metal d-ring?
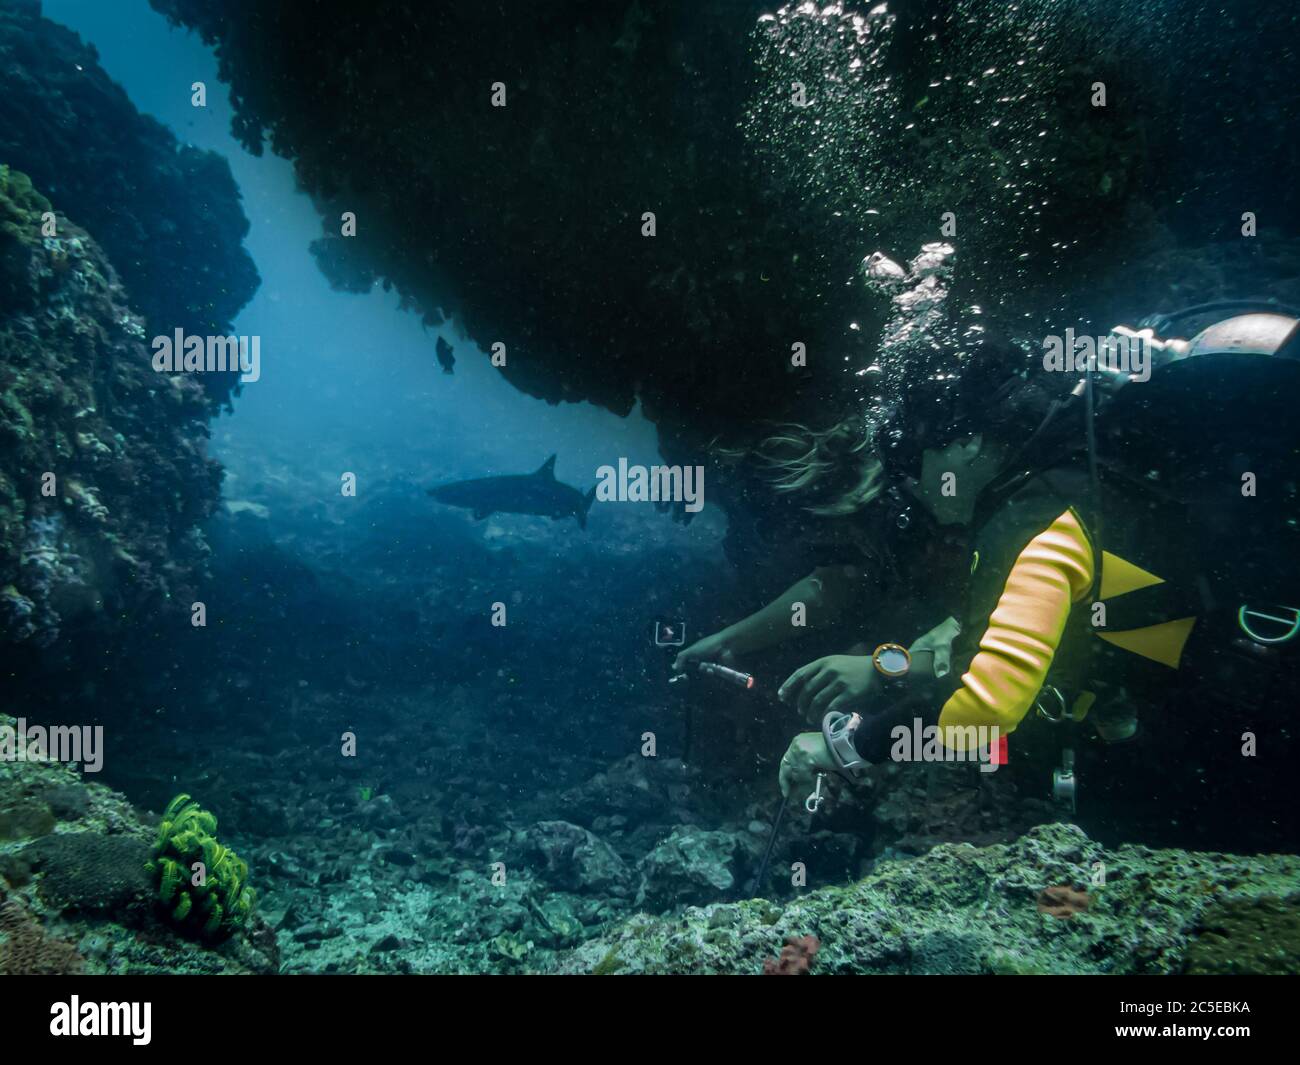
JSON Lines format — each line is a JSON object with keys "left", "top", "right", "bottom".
{"left": 1238, "top": 605, "right": 1300, "bottom": 645}
{"left": 1034, "top": 684, "right": 1068, "bottom": 724}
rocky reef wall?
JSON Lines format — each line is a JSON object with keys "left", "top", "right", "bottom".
{"left": 152, "top": 0, "right": 815, "bottom": 452}
{"left": 0, "top": 1, "right": 261, "bottom": 658}
{"left": 0, "top": 167, "right": 221, "bottom": 651}
{"left": 0, "top": 0, "right": 259, "bottom": 410}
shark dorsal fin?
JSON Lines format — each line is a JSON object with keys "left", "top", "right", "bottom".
{"left": 535, "top": 454, "right": 557, "bottom": 479}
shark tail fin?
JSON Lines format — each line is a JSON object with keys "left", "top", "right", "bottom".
{"left": 576, "top": 485, "right": 598, "bottom": 529}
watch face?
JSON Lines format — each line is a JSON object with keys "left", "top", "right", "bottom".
{"left": 873, "top": 643, "right": 911, "bottom": 677}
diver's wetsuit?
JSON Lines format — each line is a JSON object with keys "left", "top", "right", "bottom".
{"left": 809, "top": 483, "right": 968, "bottom": 645}
{"left": 849, "top": 462, "right": 1097, "bottom": 759}
{"left": 851, "top": 457, "right": 1299, "bottom": 774}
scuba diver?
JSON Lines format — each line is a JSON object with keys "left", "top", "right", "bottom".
{"left": 672, "top": 239, "right": 975, "bottom": 716}
{"left": 672, "top": 417, "right": 970, "bottom": 716}
{"left": 774, "top": 306, "right": 1300, "bottom": 845}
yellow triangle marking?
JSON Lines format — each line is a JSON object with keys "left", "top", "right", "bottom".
{"left": 1097, "top": 617, "right": 1197, "bottom": 669}
{"left": 1100, "top": 551, "right": 1164, "bottom": 600}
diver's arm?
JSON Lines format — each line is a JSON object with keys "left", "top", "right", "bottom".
{"left": 777, "top": 615, "right": 958, "bottom": 722}
{"left": 731, "top": 565, "right": 860, "bottom": 649}
{"left": 674, "top": 566, "right": 860, "bottom": 669}
{"left": 852, "top": 508, "right": 1094, "bottom": 761}
{"left": 936, "top": 508, "right": 1093, "bottom": 746}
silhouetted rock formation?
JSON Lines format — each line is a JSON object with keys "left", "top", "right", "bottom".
{"left": 148, "top": 0, "right": 1299, "bottom": 464}
{"left": 0, "top": 0, "right": 259, "bottom": 409}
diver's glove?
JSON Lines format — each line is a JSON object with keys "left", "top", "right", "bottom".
{"left": 779, "top": 691, "right": 946, "bottom": 795}
{"left": 778, "top": 654, "right": 878, "bottom": 722}
{"left": 778, "top": 710, "right": 874, "bottom": 797}
{"left": 778, "top": 732, "right": 839, "bottom": 798}
{"left": 777, "top": 619, "right": 961, "bottom": 723}
{"left": 907, "top": 616, "right": 961, "bottom": 679}
{"left": 847, "top": 619, "right": 962, "bottom": 758}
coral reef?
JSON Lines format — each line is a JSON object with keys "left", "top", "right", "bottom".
{"left": 0, "top": 800, "right": 55, "bottom": 841}
{"left": 25, "top": 832, "right": 151, "bottom": 914}
{"left": 0, "top": 894, "right": 83, "bottom": 975}
{"left": 546, "top": 823, "right": 1300, "bottom": 975}
{"left": 636, "top": 826, "right": 749, "bottom": 909}
{"left": 865, "top": 759, "right": 1057, "bottom": 858}
{"left": 1037, "top": 885, "right": 1092, "bottom": 919}
{"left": 147, "top": 794, "right": 255, "bottom": 939}
{"left": 9, "top": 641, "right": 1300, "bottom": 979}
{"left": 508, "top": 821, "right": 633, "bottom": 896}
{"left": 59, "top": 658, "right": 1296, "bottom": 977}
{"left": 0, "top": 0, "right": 258, "bottom": 408}
{"left": 762, "top": 933, "right": 819, "bottom": 975}
{"left": 0, "top": 715, "right": 277, "bottom": 974}
{"left": 0, "top": 168, "right": 222, "bottom": 650}
{"left": 1184, "top": 896, "right": 1300, "bottom": 976}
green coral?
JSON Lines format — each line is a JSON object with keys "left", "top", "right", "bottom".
{"left": 145, "top": 794, "right": 255, "bottom": 940}
{"left": 158, "top": 857, "right": 183, "bottom": 905}
{"left": 172, "top": 894, "right": 192, "bottom": 922}
{"left": 0, "top": 165, "right": 52, "bottom": 309}
{"left": 0, "top": 164, "right": 51, "bottom": 245}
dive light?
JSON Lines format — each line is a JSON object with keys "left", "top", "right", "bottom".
{"left": 669, "top": 660, "right": 756, "bottom": 690}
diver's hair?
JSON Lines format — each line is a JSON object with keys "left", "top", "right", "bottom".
{"left": 716, "top": 419, "right": 884, "bottom": 515}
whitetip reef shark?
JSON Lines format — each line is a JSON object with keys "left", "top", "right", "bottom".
{"left": 427, "top": 454, "right": 598, "bottom": 529}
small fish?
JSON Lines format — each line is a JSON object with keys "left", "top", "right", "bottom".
{"left": 435, "top": 336, "right": 456, "bottom": 375}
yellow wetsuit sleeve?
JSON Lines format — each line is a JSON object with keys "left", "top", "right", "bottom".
{"left": 938, "top": 508, "right": 1095, "bottom": 749}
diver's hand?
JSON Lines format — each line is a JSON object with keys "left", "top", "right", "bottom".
{"left": 778, "top": 654, "right": 876, "bottom": 723}
{"left": 672, "top": 631, "right": 736, "bottom": 673}
{"left": 779, "top": 732, "right": 837, "bottom": 798}
{"left": 908, "top": 616, "right": 961, "bottom": 679}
